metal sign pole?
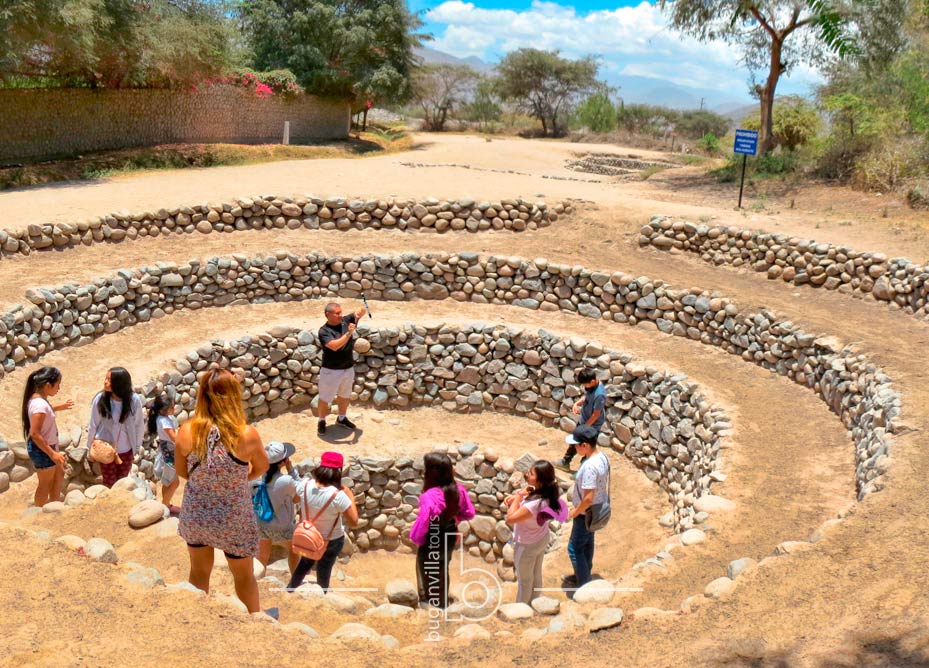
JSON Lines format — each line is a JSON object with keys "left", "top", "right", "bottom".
{"left": 738, "top": 154, "right": 747, "bottom": 209}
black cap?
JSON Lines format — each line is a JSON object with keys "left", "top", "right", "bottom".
{"left": 565, "top": 424, "right": 599, "bottom": 446}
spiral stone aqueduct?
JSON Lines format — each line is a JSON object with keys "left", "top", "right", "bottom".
{"left": 0, "top": 136, "right": 926, "bottom": 667}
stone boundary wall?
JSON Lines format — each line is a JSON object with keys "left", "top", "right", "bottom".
{"left": 639, "top": 217, "right": 929, "bottom": 317}
{"left": 0, "top": 87, "right": 350, "bottom": 162}
{"left": 0, "top": 251, "right": 898, "bottom": 510}
{"left": 0, "top": 196, "right": 573, "bottom": 258}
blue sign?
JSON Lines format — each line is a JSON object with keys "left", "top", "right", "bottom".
{"left": 733, "top": 129, "right": 759, "bottom": 156}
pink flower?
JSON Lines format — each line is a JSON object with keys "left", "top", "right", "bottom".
{"left": 254, "top": 82, "right": 274, "bottom": 98}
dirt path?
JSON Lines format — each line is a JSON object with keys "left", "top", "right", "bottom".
{"left": 1, "top": 134, "right": 929, "bottom": 668}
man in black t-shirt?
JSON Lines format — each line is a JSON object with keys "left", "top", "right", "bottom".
{"left": 317, "top": 301, "right": 366, "bottom": 435}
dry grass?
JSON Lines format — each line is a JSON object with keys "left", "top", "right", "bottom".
{"left": 0, "top": 129, "right": 412, "bottom": 190}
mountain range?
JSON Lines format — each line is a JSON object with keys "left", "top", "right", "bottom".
{"left": 414, "top": 46, "right": 757, "bottom": 117}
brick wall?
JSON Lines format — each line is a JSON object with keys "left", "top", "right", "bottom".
{"left": 0, "top": 86, "right": 351, "bottom": 162}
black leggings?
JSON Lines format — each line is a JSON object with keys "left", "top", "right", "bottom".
{"left": 416, "top": 519, "right": 458, "bottom": 608}
{"left": 288, "top": 536, "right": 345, "bottom": 591}
{"left": 185, "top": 542, "right": 247, "bottom": 560}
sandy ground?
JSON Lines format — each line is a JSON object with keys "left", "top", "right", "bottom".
{"left": 0, "top": 134, "right": 928, "bottom": 668}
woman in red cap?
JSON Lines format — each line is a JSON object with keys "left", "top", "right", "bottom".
{"left": 287, "top": 450, "right": 359, "bottom": 592}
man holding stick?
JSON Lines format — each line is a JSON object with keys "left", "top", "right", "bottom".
{"left": 317, "top": 301, "right": 366, "bottom": 435}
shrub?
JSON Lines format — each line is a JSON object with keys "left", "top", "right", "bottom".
{"left": 741, "top": 96, "right": 821, "bottom": 151}
{"left": 697, "top": 133, "right": 720, "bottom": 154}
{"left": 573, "top": 90, "right": 617, "bottom": 133}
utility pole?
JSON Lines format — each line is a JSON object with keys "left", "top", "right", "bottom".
{"left": 699, "top": 97, "right": 705, "bottom": 111}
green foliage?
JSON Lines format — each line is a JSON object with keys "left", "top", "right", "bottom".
{"left": 675, "top": 109, "right": 730, "bottom": 139}
{"left": 572, "top": 88, "right": 617, "bottom": 133}
{"left": 697, "top": 133, "right": 720, "bottom": 154}
{"left": 494, "top": 48, "right": 599, "bottom": 137}
{"left": 741, "top": 96, "right": 821, "bottom": 151}
{"left": 230, "top": 68, "right": 303, "bottom": 95}
{"left": 0, "top": 0, "right": 234, "bottom": 88}
{"left": 615, "top": 103, "right": 679, "bottom": 136}
{"left": 463, "top": 78, "right": 502, "bottom": 129}
{"left": 238, "top": 0, "right": 423, "bottom": 104}
{"left": 411, "top": 63, "right": 479, "bottom": 131}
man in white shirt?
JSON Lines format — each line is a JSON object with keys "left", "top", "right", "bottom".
{"left": 565, "top": 424, "right": 610, "bottom": 588}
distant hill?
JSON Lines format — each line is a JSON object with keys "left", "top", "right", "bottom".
{"left": 414, "top": 46, "right": 758, "bottom": 112}
{"left": 413, "top": 47, "right": 495, "bottom": 73}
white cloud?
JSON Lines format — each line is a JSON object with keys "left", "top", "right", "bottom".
{"left": 426, "top": 0, "right": 822, "bottom": 96}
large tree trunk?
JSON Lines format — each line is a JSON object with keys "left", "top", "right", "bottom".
{"left": 757, "top": 35, "right": 785, "bottom": 155}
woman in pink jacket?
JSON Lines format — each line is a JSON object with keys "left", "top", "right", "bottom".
{"left": 410, "top": 452, "right": 475, "bottom": 608}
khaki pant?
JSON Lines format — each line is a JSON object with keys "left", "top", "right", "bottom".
{"left": 514, "top": 537, "right": 549, "bottom": 604}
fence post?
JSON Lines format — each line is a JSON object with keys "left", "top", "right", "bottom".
{"left": 283, "top": 121, "right": 290, "bottom": 145}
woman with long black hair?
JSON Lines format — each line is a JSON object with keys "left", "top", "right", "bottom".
{"left": 410, "top": 452, "right": 475, "bottom": 608}
{"left": 87, "top": 367, "right": 144, "bottom": 487}
{"left": 22, "top": 366, "right": 74, "bottom": 507}
{"left": 505, "top": 459, "right": 568, "bottom": 604}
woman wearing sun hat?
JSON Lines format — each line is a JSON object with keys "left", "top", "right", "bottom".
{"left": 252, "top": 440, "right": 302, "bottom": 575}
{"left": 287, "top": 450, "right": 359, "bottom": 592}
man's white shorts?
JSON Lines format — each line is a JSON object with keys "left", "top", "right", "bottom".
{"left": 318, "top": 367, "right": 355, "bottom": 403}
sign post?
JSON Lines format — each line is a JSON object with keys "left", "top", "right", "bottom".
{"left": 733, "top": 129, "right": 759, "bottom": 209}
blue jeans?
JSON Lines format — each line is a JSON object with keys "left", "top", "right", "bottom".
{"left": 568, "top": 516, "right": 595, "bottom": 586}
{"left": 287, "top": 535, "right": 345, "bottom": 591}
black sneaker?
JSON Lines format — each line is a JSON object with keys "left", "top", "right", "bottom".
{"left": 317, "top": 420, "right": 326, "bottom": 435}
{"left": 337, "top": 416, "right": 357, "bottom": 430}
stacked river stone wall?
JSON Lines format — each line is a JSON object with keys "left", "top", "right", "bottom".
{"left": 0, "top": 250, "right": 898, "bottom": 510}
{"left": 640, "top": 216, "right": 929, "bottom": 317}
{"left": 0, "top": 195, "right": 572, "bottom": 259}
{"left": 131, "top": 324, "right": 725, "bottom": 531}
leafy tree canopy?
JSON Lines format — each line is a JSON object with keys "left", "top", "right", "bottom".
{"left": 238, "top": 0, "right": 423, "bottom": 103}
{"left": 495, "top": 48, "right": 599, "bottom": 137}
{"left": 0, "top": 0, "right": 234, "bottom": 88}
{"left": 411, "top": 63, "right": 479, "bottom": 131}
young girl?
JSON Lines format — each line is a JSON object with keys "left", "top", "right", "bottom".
{"left": 22, "top": 366, "right": 74, "bottom": 507}
{"left": 505, "top": 460, "right": 568, "bottom": 604}
{"left": 87, "top": 367, "right": 145, "bottom": 488}
{"left": 410, "top": 452, "right": 475, "bottom": 608}
{"left": 148, "top": 394, "right": 180, "bottom": 515}
{"left": 254, "top": 441, "right": 302, "bottom": 575}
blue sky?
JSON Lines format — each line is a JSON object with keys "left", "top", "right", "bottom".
{"left": 411, "top": 0, "right": 821, "bottom": 103}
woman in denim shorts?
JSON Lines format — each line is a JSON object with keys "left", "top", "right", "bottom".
{"left": 21, "top": 366, "right": 74, "bottom": 507}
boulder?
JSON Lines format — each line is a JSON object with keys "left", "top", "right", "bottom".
{"left": 680, "top": 529, "right": 707, "bottom": 546}
{"left": 42, "top": 501, "right": 65, "bottom": 513}
{"left": 330, "top": 623, "right": 382, "bottom": 642}
{"left": 727, "top": 557, "right": 757, "bottom": 580}
{"left": 588, "top": 607, "right": 624, "bottom": 632}
{"left": 64, "top": 490, "right": 85, "bottom": 507}
{"left": 55, "top": 535, "right": 86, "bottom": 552}
{"left": 128, "top": 500, "right": 166, "bottom": 529}
{"left": 530, "top": 596, "right": 561, "bottom": 615}
{"left": 85, "top": 537, "right": 118, "bottom": 564}
{"left": 124, "top": 567, "right": 165, "bottom": 589}
{"left": 704, "top": 577, "right": 735, "bottom": 599}
{"left": 84, "top": 484, "right": 109, "bottom": 499}
{"left": 573, "top": 580, "right": 615, "bottom": 605}
{"left": 386, "top": 578, "right": 419, "bottom": 608}
{"left": 453, "top": 624, "right": 492, "bottom": 640}
{"left": 283, "top": 622, "right": 320, "bottom": 638}
{"left": 497, "top": 602, "right": 534, "bottom": 622}
{"left": 365, "top": 603, "right": 415, "bottom": 619}
{"left": 693, "top": 495, "right": 736, "bottom": 513}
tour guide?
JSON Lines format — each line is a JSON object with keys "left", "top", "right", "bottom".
{"left": 317, "top": 301, "right": 366, "bottom": 435}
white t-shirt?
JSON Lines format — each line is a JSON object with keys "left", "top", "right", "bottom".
{"left": 156, "top": 415, "right": 178, "bottom": 443}
{"left": 298, "top": 482, "right": 352, "bottom": 540}
{"left": 572, "top": 451, "right": 610, "bottom": 507}
{"left": 27, "top": 397, "right": 58, "bottom": 448}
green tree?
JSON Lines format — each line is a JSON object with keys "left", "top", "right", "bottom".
{"left": 238, "top": 0, "right": 423, "bottom": 104}
{"left": 494, "top": 48, "right": 599, "bottom": 137}
{"left": 675, "top": 109, "right": 730, "bottom": 139}
{"left": 616, "top": 103, "right": 679, "bottom": 136}
{"left": 0, "top": 0, "right": 233, "bottom": 88}
{"left": 411, "top": 63, "right": 479, "bottom": 131}
{"left": 574, "top": 87, "right": 618, "bottom": 133}
{"left": 463, "top": 77, "right": 502, "bottom": 129}
{"left": 741, "top": 95, "right": 821, "bottom": 150}
{"left": 658, "top": 0, "right": 910, "bottom": 154}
